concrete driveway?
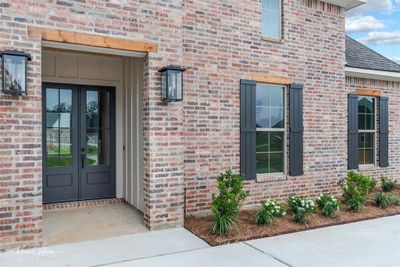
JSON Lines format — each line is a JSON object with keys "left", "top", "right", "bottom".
{"left": 1, "top": 215, "right": 399, "bottom": 267}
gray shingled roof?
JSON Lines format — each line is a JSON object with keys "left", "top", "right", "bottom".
{"left": 346, "top": 35, "right": 400, "bottom": 73}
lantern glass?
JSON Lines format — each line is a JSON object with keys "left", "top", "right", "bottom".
{"left": 3, "top": 54, "right": 26, "bottom": 94}
{"left": 167, "top": 70, "right": 183, "bottom": 101}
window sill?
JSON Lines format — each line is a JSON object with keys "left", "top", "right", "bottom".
{"left": 358, "top": 164, "right": 377, "bottom": 171}
{"left": 261, "top": 36, "right": 283, "bottom": 44}
{"left": 256, "top": 173, "right": 287, "bottom": 183}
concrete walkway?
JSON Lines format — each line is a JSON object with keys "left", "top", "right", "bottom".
{"left": 1, "top": 215, "right": 399, "bottom": 267}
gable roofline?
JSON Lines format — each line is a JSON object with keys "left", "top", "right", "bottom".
{"left": 346, "top": 36, "right": 400, "bottom": 73}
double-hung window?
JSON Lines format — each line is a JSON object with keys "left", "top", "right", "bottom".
{"left": 348, "top": 93, "right": 388, "bottom": 169}
{"left": 241, "top": 80, "right": 303, "bottom": 180}
{"left": 358, "top": 96, "right": 376, "bottom": 165}
{"left": 255, "top": 84, "right": 285, "bottom": 174}
{"left": 261, "top": 0, "right": 282, "bottom": 39}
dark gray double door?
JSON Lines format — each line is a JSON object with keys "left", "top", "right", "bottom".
{"left": 43, "top": 83, "right": 116, "bottom": 203}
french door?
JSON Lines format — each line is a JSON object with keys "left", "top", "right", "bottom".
{"left": 42, "top": 83, "right": 116, "bottom": 203}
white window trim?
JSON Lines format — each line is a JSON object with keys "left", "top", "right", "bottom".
{"left": 255, "top": 83, "right": 287, "bottom": 177}
{"left": 358, "top": 97, "right": 377, "bottom": 166}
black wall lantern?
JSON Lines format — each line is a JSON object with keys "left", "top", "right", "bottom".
{"left": 158, "top": 66, "right": 186, "bottom": 102}
{"left": 1, "top": 50, "right": 31, "bottom": 95}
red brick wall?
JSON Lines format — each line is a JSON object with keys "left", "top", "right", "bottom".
{"left": 1, "top": 0, "right": 398, "bottom": 250}
{"left": 345, "top": 77, "right": 400, "bottom": 179}
{"left": 182, "top": 0, "right": 348, "bottom": 213}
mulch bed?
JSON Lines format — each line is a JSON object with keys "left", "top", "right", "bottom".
{"left": 184, "top": 188, "right": 400, "bottom": 246}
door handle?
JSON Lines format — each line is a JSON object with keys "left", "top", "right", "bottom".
{"left": 81, "top": 153, "right": 86, "bottom": 168}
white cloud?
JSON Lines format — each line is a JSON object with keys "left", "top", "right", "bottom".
{"left": 346, "top": 16, "right": 385, "bottom": 33}
{"left": 358, "top": 31, "right": 400, "bottom": 45}
{"left": 347, "top": 0, "right": 393, "bottom": 16}
{"left": 391, "top": 56, "right": 400, "bottom": 63}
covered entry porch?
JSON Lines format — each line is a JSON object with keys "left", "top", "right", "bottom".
{"left": 40, "top": 40, "right": 147, "bottom": 244}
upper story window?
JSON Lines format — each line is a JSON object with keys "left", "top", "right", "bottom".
{"left": 358, "top": 96, "right": 376, "bottom": 165}
{"left": 255, "top": 84, "right": 285, "bottom": 174}
{"left": 261, "top": 0, "right": 282, "bottom": 39}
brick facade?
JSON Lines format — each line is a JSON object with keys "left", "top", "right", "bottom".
{"left": 0, "top": 0, "right": 398, "bottom": 250}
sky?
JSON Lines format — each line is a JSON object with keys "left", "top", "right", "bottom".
{"left": 346, "top": 0, "right": 400, "bottom": 64}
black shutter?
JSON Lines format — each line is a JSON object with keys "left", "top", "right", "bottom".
{"left": 289, "top": 83, "right": 303, "bottom": 176}
{"left": 348, "top": 93, "right": 359, "bottom": 170}
{"left": 379, "top": 97, "right": 389, "bottom": 167}
{"left": 240, "top": 80, "right": 256, "bottom": 180}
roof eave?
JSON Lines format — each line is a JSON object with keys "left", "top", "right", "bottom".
{"left": 345, "top": 67, "right": 400, "bottom": 82}
{"left": 322, "top": 0, "right": 366, "bottom": 10}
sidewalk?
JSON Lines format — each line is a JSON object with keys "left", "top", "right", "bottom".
{"left": 1, "top": 215, "right": 399, "bottom": 267}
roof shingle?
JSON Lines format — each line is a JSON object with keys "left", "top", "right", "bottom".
{"left": 345, "top": 36, "right": 400, "bottom": 73}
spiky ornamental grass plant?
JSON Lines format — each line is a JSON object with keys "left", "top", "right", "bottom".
{"left": 381, "top": 176, "right": 397, "bottom": 192}
{"left": 211, "top": 170, "right": 249, "bottom": 235}
{"left": 338, "top": 171, "right": 376, "bottom": 212}
{"left": 375, "top": 192, "right": 400, "bottom": 208}
{"left": 255, "top": 199, "right": 286, "bottom": 225}
{"left": 316, "top": 194, "right": 340, "bottom": 217}
{"left": 288, "top": 196, "right": 316, "bottom": 224}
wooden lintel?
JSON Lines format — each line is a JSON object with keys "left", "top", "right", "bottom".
{"left": 356, "top": 89, "right": 382, "bottom": 97}
{"left": 251, "top": 73, "right": 293, "bottom": 85}
{"left": 28, "top": 26, "right": 158, "bottom": 53}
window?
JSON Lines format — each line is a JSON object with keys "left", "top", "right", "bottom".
{"left": 255, "top": 84, "right": 285, "bottom": 174}
{"left": 358, "top": 96, "right": 376, "bottom": 165}
{"left": 261, "top": 0, "right": 282, "bottom": 39}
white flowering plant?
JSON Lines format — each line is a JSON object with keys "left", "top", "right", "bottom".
{"left": 316, "top": 194, "right": 340, "bottom": 217}
{"left": 288, "top": 195, "right": 316, "bottom": 224}
{"left": 255, "top": 199, "right": 286, "bottom": 225}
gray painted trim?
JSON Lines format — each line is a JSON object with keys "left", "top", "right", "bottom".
{"left": 240, "top": 79, "right": 256, "bottom": 180}
{"left": 379, "top": 97, "right": 389, "bottom": 167}
{"left": 289, "top": 83, "right": 303, "bottom": 176}
{"left": 348, "top": 93, "right": 359, "bottom": 170}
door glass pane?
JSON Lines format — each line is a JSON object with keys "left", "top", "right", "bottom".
{"left": 86, "top": 90, "right": 110, "bottom": 166}
{"left": 46, "top": 128, "right": 59, "bottom": 167}
{"left": 46, "top": 88, "right": 73, "bottom": 168}
{"left": 46, "top": 89, "right": 59, "bottom": 112}
{"left": 87, "top": 91, "right": 100, "bottom": 128}
{"left": 59, "top": 89, "right": 72, "bottom": 128}
{"left": 86, "top": 129, "right": 110, "bottom": 166}
{"left": 59, "top": 128, "right": 72, "bottom": 166}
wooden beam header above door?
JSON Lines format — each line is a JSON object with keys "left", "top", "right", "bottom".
{"left": 28, "top": 26, "right": 158, "bottom": 53}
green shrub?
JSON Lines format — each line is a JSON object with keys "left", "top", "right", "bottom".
{"left": 347, "top": 193, "right": 365, "bottom": 212}
{"left": 211, "top": 170, "right": 249, "bottom": 235}
{"left": 375, "top": 192, "right": 400, "bottom": 208}
{"left": 381, "top": 176, "right": 397, "bottom": 192}
{"left": 255, "top": 199, "right": 286, "bottom": 225}
{"left": 316, "top": 194, "right": 340, "bottom": 217}
{"left": 338, "top": 171, "right": 376, "bottom": 212}
{"left": 288, "top": 196, "right": 316, "bottom": 224}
